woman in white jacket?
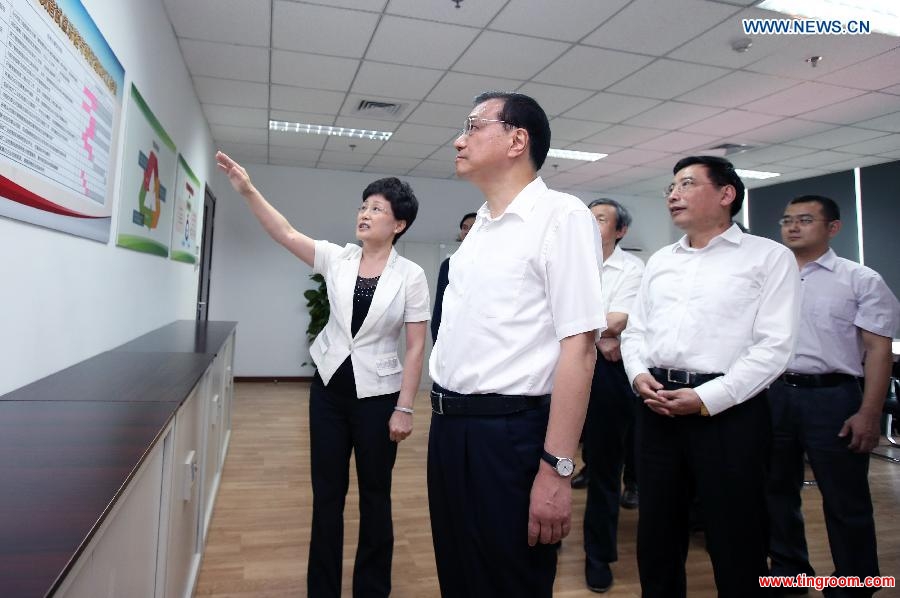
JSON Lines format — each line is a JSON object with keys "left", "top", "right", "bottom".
{"left": 217, "top": 152, "right": 429, "bottom": 598}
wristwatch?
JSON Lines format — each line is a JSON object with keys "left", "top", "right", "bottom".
{"left": 541, "top": 450, "right": 575, "bottom": 477}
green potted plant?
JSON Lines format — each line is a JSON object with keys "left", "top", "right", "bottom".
{"left": 302, "top": 273, "right": 329, "bottom": 367}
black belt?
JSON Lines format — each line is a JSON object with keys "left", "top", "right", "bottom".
{"left": 649, "top": 367, "right": 722, "bottom": 387}
{"left": 430, "top": 389, "right": 551, "bottom": 416}
{"left": 778, "top": 372, "right": 858, "bottom": 388}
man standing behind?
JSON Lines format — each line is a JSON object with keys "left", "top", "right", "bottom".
{"left": 621, "top": 156, "right": 800, "bottom": 597}
{"left": 768, "top": 195, "right": 899, "bottom": 597}
{"left": 428, "top": 92, "right": 604, "bottom": 597}
{"left": 581, "top": 198, "right": 644, "bottom": 593}
{"left": 431, "top": 211, "right": 476, "bottom": 342}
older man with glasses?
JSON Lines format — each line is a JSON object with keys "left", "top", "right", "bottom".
{"left": 621, "top": 155, "right": 801, "bottom": 597}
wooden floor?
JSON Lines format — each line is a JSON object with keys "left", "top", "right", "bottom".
{"left": 195, "top": 382, "right": 900, "bottom": 597}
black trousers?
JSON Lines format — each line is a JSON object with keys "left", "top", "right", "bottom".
{"left": 637, "top": 387, "right": 772, "bottom": 598}
{"left": 308, "top": 377, "right": 398, "bottom": 598}
{"left": 427, "top": 403, "right": 557, "bottom": 598}
{"left": 583, "top": 355, "right": 638, "bottom": 564}
{"left": 766, "top": 379, "right": 879, "bottom": 598}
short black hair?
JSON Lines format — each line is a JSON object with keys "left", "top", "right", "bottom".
{"left": 673, "top": 156, "right": 745, "bottom": 217}
{"left": 473, "top": 91, "right": 551, "bottom": 171}
{"left": 362, "top": 177, "right": 418, "bottom": 244}
{"left": 459, "top": 212, "right": 477, "bottom": 229}
{"left": 788, "top": 194, "right": 840, "bottom": 222}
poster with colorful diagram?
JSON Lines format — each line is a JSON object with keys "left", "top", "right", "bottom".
{"left": 116, "top": 84, "right": 176, "bottom": 257}
{"left": 0, "top": 0, "right": 125, "bottom": 242}
{"left": 169, "top": 155, "right": 201, "bottom": 264}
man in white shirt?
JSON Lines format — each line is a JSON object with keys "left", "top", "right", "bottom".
{"left": 428, "top": 92, "right": 605, "bottom": 597}
{"left": 621, "top": 155, "right": 800, "bottom": 597}
{"left": 768, "top": 195, "right": 899, "bottom": 598}
{"left": 580, "top": 198, "right": 644, "bottom": 592}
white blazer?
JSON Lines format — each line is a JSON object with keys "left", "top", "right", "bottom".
{"left": 310, "top": 241, "right": 430, "bottom": 398}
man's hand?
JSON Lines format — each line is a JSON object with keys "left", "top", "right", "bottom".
{"left": 527, "top": 466, "right": 572, "bottom": 546}
{"left": 656, "top": 387, "right": 705, "bottom": 417}
{"left": 597, "top": 337, "right": 622, "bottom": 362}
{"left": 839, "top": 410, "right": 881, "bottom": 453}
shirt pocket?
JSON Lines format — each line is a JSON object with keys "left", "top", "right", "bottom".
{"left": 375, "top": 352, "right": 403, "bottom": 376}
{"left": 473, "top": 256, "right": 528, "bottom": 319}
{"left": 812, "top": 295, "right": 856, "bottom": 333}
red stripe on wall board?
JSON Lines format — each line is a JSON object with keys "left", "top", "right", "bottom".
{"left": 0, "top": 174, "right": 96, "bottom": 218}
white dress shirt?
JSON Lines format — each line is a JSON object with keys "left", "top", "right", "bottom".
{"left": 602, "top": 245, "right": 645, "bottom": 316}
{"left": 788, "top": 248, "right": 900, "bottom": 376}
{"left": 621, "top": 224, "right": 800, "bottom": 415}
{"left": 310, "top": 241, "right": 430, "bottom": 398}
{"left": 429, "top": 177, "right": 605, "bottom": 395}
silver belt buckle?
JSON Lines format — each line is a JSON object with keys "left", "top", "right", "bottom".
{"left": 667, "top": 369, "right": 690, "bottom": 385}
{"left": 432, "top": 391, "right": 444, "bottom": 415}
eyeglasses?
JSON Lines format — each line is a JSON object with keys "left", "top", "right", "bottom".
{"left": 664, "top": 178, "right": 714, "bottom": 198}
{"left": 778, "top": 216, "right": 831, "bottom": 226}
{"left": 461, "top": 116, "right": 511, "bottom": 136}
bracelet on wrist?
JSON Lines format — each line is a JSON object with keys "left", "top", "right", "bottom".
{"left": 393, "top": 405, "right": 414, "bottom": 414}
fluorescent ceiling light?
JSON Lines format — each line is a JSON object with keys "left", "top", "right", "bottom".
{"left": 757, "top": 0, "right": 900, "bottom": 37}
{"left": 269, "top": 120, "right": 392, "bottom": 141}
{"left": 546, "top": 149, "right": 607, "bottom": 162}
{"left": 735, "top": 168, "right": 781, "bottom": 180}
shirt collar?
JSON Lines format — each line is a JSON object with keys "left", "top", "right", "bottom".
{"left": 477, "top": 177, "right": 545, "bottom": 222}
{"left": 603, "top": 244, "right": 627, "bottom": 271}
{"left": 674, "top": 222, "right": 743, "bottom": 253}
{"left": 810, "top": 247, "right": 837, "bottom": 272}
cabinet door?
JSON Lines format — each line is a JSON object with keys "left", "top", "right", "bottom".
{"left": 164, "top": 382, "right": 205, "bottom": 598}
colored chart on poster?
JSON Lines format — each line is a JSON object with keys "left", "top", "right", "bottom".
{"left": 170, "top": 155, "right": 201, "bottom": 264}
{"left": 116, "top": 84, "right": 176, "bottom": 257}
{"left": 0, "top": 0, "right": 124, "bottom": 242}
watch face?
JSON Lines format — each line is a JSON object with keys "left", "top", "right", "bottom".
{"left": 557, "top": 458, "right": 575, "bottom": 477}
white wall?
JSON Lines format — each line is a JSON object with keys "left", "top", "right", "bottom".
{"left": 0, "top": 0, "right": 215, "bottom": 395}
{"left": 209, "top": 164, "right": 677, "bottom": 377}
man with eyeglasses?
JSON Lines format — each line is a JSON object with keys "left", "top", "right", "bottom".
{"left": 767, "top": 195, "right": 899, "bottom": 597}
{"left": 578, "top": 198, "right": 644, "bottom": 593}
{"left": 431, "top": 211, "right": 476, "bottom": 343}
{"left": 620, "top": 155, "right": 800, "bottom": 597}
{"left": 428, "top": 92, "right": 604, "bottom": 597}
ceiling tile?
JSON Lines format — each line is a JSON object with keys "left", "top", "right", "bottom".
{"left": 582, "top": 124, "right": 666, "bottom": 147}
{"left": 490, "top": 0, "right": 631, "bottom": 41}
{"left": 193, "top": 76, "right": 269, "bottom": 108}
{"left": 454, "top": 31, "right": 570, "bottom": 80}
{"left": 819, "top": 48, "right": 900, "bottom": 91}
{"left": 731, "top": 144, "right": 818, "bottom": 166}
{"left": 406, "top": 102, "right": 468, "bottom": 128}
{"left": 268, "top": 131, "right": 328, "bottom": 150}
{"left": 365, "top": 155, "right": 422, "bottom": 172}
{"left": 336, "top": 100, "right": 420, "bottom": 124}
{"left": 179, "top": 39, "right": 269, "bottom": 82}
{"left": 583, "top": 0, "right": 738, "bottom": 55}
{"left": 604, "top": 148, "right": 675, "bottom": 166}
{"left": 562, "top": 92, "right": 661, "bottom": 123}
{"left": 408, "top": 159, "right": 456, "bottom": 178}
{"left": 790, "top": 127, "right": 888, "bottom": 151}
{"left": 608, "top": 59, "right": 731, "bottom": 100}
{"left": 269, "top": 146, "right": 324, "bottom": 163}
{"left": 271, "top": 156, "right": 321, "bottom": 169}
{"left": 682, "top": 110, "right": 782, "bottom": 137}
{"left": 427, "top": 72, "right": 524, "bottom": 107}
{"left": 534, "top": 46, "right": 654, "bottom": 91}
{"left": 515, "top": 83, "right": 595, "bottom": 117}
{"left": 389, "top": 123, "right": 460, "bottom": 145}
{"left": 299, "top": 0, "right": 387, "bottom": 10}
{"left": 798, "top": 92, "right": 900, "bottom": 125}
{"left": 316, "top": 150, "right": 373, "bottom": 166}
{"left": 836, "top": 134, "right": 900, "bottom": 155}
{"left": 270, "top": 109, "right": 341, "bottom": 126}
{"left": 739, "top": 118, "right": 832, "bottom": 145}
{"left": 854, "top": 111, "right": 900, "bottom": 133}
{"left": 749, "top": 36, "right": 900, "bottom": 84}
{"left": 625, "top": 102, "right": 724, "bottom": 130}
{"left": 271, "top": 51, "right": 360, "bottom": 92}
{"left": 676, "top": 71, "right": 799, "bottom": 108}
{"left": 203, "top": 104, "right": 269, "bottom": 128}
{"left": 742, "top": 82, "right": 865, "bottom": 117}
{"left": 546, "top": 118, "right": 611, "bottom": 143}
{"left": 216, "top": 141, "right": 269, "bottom": 163}
{"left": 366, "top": 16, "right": 479, "bottom": 69}
{"left": 378, "top": 140, "right": 438, "bottom": 159}
{"left": 780, "top": 150, "right": 863, "bottom": 169}
{"left": 636, "top": 131, "right": 721, "bottom": 153}
{"left": 210, "top": 124, "right": 268, "bottom": 145}
{"left": 881, "top": 84, "right": 900, "bottom": 96}
{"left": 385, "top": 0, "right": 507, "bottom": 27}
{"left": 351, "top": 62, "right": 444, "bottom": 101}
{"left": 272, "top": 2, "right": 379, "bottom": 58}
{"left": 270, "top": 85, "right": 347, "bottom": 116}
{"left": 164, "top": 0, "right": 271, "bottom": 46}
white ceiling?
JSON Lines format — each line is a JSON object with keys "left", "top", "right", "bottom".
{"left": 163, "top": 0, "right": 900, "bottom": 198}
